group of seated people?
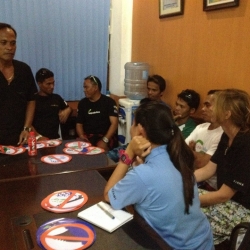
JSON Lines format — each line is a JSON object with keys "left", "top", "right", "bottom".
{"left": 4, "top": 65, "right": 250, "bottom": 248}
{"left": 104, "top": 88, "right": 250, "bottom": 249}
{"left": 1, "top": 22, "right": 249, "bottom": 249}
{"left": 16, "top": 68, "right": 250, "bottom": 248}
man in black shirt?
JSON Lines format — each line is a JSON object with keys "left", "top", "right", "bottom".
{"left": 32, "top": 68, "right": 72, "bottom": 140}
{"left": 0, "top": 23, "right": 37, "bottom": 145}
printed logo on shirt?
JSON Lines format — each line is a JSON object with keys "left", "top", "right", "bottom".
{"left": 88, "top": 109, "right": 100, "bottom": 115}
{"left": 233, "top": 180, "right": 244, "bottom": 186}
{"left": 195, "top": 139, "right": 206, "bottom": 153}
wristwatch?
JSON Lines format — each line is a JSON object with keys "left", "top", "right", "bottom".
{"left": 119, "top": 149, "right": 134, "bottom": 165}
{"left": 36, "top": 135, "right": 42, "bottom": 140}
{"left": 102, "top": 136, "right": 109, "bottom": 143}
{"left": 23, "top": 127, "right": 31, "bottom": 132}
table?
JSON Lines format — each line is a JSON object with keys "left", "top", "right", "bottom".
{"left": 0, "top": 170, "right": 159, "bottom": 250}
{"left": 0, "top": 140, "right": 116, "bottom": 182}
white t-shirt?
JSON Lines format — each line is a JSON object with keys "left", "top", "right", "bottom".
{"left": 185, "top": 123, "right": 223, "bottom": 189}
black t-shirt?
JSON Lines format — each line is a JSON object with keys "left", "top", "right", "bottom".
{"left": 76, "top": 95, "right": 118, "bottom": 135}
{"left": 211, "top": 131, "right": 250, "bottom": 209}
{"left": 0, "top": 60, "right": 37, "bottom": 145}
{"left": 33, "top": 93, "right": 68, "bottom": 139}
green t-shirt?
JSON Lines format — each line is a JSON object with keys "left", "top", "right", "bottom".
{"left": 179, "top": 118, "right": 197, "bottom": 139}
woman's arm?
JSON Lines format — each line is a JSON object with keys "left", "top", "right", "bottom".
{"left": 104, "top": 136, "right": 151, "bottom": 202}
{"left": 194, "top": 160, "right": 217, "bottom": 182}
{"left": 199, "top": 184, "right": 236, "bottom": 207}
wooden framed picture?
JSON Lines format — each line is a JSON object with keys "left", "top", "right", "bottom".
{"left": 159, "top": 0, "right": 184, "bottom": 18}
{"left": 203, "top": 0, "right": 239, "bottom": 11}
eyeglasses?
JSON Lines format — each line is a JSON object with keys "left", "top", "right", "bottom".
{"left": 89, "top": 75, "right": 98, "bottom": 85}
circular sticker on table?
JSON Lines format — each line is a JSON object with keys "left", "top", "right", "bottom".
{"left": 13, "top": 147, "right": 26, "bottom": 155}
{"left": 37, "top": 142, "right": 47, "bottom": 148}
{"left": 0, "top": 146, "right": 17, "bottom": 155}
{"left": 41, "top": 154, "right": 72, "bottom": 164}
{"left": 40, "top": 140, "right": 62, "bottom": 147}
{"left": 63, "top": 146, "right": 104, "bottom": 155}
{"left": 63, "top": 148, "right": 83, "bottom": 155}
{"left": 82, "top": 146, "right": 104, "bottom": 155}
{"left": 41, "top": 190, "right": 88, "bottom": 213}
{"left": 37, "top": 218, "right": 96, "bottom": 250}
{"left": 65, "top": 141, "right": 91, "bottom": 149}
{"left": 23, "top": 142, "right": 46, "bottom": 149}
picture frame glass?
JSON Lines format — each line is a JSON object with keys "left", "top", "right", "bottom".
{"left": 204, "top": 0, "right": 239, "bottom": 11}
{"left": 159, "top": 0, "right": 183, "bottom": 18}
{"left": 207, "top": 0, "right": 235, "bottom": 7}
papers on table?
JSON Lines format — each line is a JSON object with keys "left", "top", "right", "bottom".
{"left": 78, "top": 201, "right": 133, "bottom": 233}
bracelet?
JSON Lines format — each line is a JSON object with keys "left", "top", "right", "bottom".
{"left": 23, "top": 127, "right": 31, "bottom": 132}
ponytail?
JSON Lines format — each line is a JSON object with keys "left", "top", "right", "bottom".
{"left": 167, "top": 125, "right": 195, "bottom": 214}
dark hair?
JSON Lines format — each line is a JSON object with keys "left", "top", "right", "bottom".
{"left": 139, "top": 97, "right": 151, "bottom": 105}
{"left": 207, "top": 89, "right": 221, "bottom": 95}
{"left": 215, "top": 89, "right": 250, "bottom": 132}
{"left": 0, "top": 23, "right": 17, "bottom": 37}
{"left": 85, "top": 75, "right": 102, "bottom": 91}
{"left": 147, "top": 75, "right": 166, "bottom": 93}
{"left": 35, "top": 68, "right": 54, "bottom": 83}
{"left": 177, "top": 89, "right": 200, "bottom": 110}
{"left": 134, "top": 101, "right": 195, "bottom": 213}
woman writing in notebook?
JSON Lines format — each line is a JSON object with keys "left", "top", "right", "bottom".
{"left": 104, "top": 102, "right": 214, "bottom": 249}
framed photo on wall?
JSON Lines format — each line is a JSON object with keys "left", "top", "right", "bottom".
{"left": 203, "top": 0, "right": 240, "bottom": 11}
{"left": 159, "top": 0, "right": 184, "bottom": 18}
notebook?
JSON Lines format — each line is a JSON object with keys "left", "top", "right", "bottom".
{"left": 77, "top": 201, "right": 133, "bottom": 233}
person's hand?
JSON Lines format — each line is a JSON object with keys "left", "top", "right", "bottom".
{"left": 173, "top": 114, "right": 181, "bottom": 121}
{"left": 132, "top": 155, "right": 146, "bottom": 167}
{"left": 78, "top": 134, "right": 90, "bottom": 143}
{"left": 96, "top": 140, "right": 109, "bottom": 152}
{"left": 127, "top": 136, "right": 151, "bottom": 159}
{"left": 18, "top": 130, "right": 29, "bottom": 145}
{"left": 188, "top": 140, "right": 196, "bottom": 151}
{"left": 37, "top": 136, "right": 49, "bottom": 142}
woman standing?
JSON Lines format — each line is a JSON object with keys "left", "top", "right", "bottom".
{"left": 195, "top": 89, "right": 250, "bottom": 245}
{"left": 104, "top": 102, "right": 214, "bottom": 249}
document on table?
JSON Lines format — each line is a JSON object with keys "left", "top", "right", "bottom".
{"left": 77, "top": 201, "right": 133, "bottom": 233}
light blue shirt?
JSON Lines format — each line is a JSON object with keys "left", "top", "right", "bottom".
{"left": 108, "top": 145, "right": 214, "bottom": 250}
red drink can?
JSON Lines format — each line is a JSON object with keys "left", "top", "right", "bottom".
{"left": 28, "top": 132, "right": 37, "bottom": 156}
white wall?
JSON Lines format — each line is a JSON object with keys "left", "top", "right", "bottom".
{"left": 109, "top": 0, "right": 133, "bottom": 96}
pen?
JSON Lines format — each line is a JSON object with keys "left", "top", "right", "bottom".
{"left": 97, "top": 203, "right": 115, "bottom": 219}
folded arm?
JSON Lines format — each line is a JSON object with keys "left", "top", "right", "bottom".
{"left": 104, "top": 136, "right": 151, "bottom": 202}
{"left": 59, "top": 106, "right": 72, "bottom": 123}
{"left": 194, "top": 160, "right": 217, "bottom": 183}
{"left": 199, "top": 184, "right": 236, "bottom": 207}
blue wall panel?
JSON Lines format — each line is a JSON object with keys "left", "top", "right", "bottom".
{"left": 1, "top": 0, "right": 110, "bottom": 100}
